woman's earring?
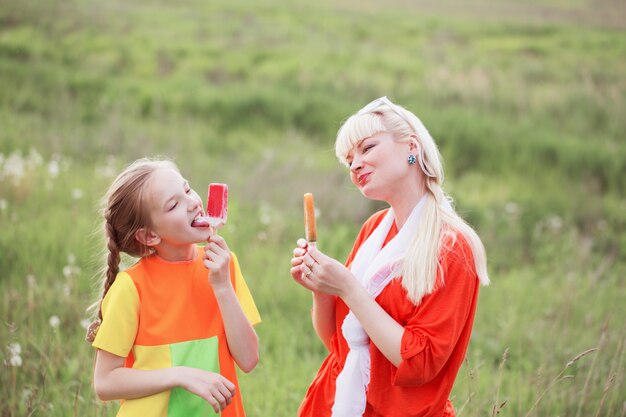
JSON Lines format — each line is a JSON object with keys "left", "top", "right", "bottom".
{"left": 408, "top": 154, "right": 417, "bottom": 165}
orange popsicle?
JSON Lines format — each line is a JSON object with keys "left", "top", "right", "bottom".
{"left": 304, "top": 193, "right": 317, "bottom": 242}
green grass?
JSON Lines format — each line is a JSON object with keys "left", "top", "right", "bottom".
{"left": 1, "top": 0, "right": 624, "bottom": 416}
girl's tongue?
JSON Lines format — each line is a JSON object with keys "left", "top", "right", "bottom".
{"left": 191, "top": 216, "right": 210, "bottom": 228}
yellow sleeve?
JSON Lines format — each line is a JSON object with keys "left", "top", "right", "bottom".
{"left": 92, "top": 272, "right": 140, "bottom": 357}
{"left": 230, "top": 252, "right": 261, "bottom": 326}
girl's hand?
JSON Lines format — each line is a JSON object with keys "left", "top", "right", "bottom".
{"left": 204, "top": 234, "right": 231, "bottom": 290}
{"left": 292, "top": 239, "right": 358, "bottom": 298}
{"left": 176, "top": 367, "right": 236, "bottom": 413}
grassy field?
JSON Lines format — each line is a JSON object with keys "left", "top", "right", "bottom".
{"left": 1, "top": 0, "right": 625, "bottom": 416}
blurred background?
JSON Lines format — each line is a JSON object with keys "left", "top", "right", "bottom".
{"left": 1, "top": 0, "right": 624, "bottom": 415}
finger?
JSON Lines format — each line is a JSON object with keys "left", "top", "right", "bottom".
{"left": 292, "top": 271, "right": 315, "bottom": 292}
{"left": 205, "top": 248, "right": 228, "bottom": 264}
{"left": 291, "top": 256, "right": 304, "bottom": 267}
{"left": 211, "top": 390, "right": 227, "bottom": 409}
{"left": 208, "top": 234, "right": 229, "bottom": 251}
{"left": 206, "top": 241, "right": 230, "bottom": 259}
{"left": 296, "top": 238, "right": 307, "bottom": 248}
{"left": 306, "top": 245, "right": 327, "bottom": 264}
{"left": 293, "top": 247, "right": 306, "bottom": 257}
{"left": 217, "top": 384, "right": 234, "bottom": 400}
{"left": 207, "top": 396, "right": 220, "bottom": 413}
{"left": 290, "top": 266, "right": 303, "bottom": 279}
{"left": 302, "top": 254, "right": 317, "bottom": 269}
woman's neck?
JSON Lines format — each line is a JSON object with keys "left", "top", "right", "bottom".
{"left": 389, "top": 184, "right": 427, "bottom": 229}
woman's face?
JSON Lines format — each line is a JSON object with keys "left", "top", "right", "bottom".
{"left": 346, "top": 132, "right": 415, "bottom": 201}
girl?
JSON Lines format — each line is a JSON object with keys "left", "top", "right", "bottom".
{"left": 88, "top": 157, "right": 260, "bottom": 416}
{"left": 290, "top": 97, "right": 490, "bottom": 417}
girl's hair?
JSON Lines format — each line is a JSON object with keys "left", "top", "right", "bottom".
{"left": 336, "top": 98, "right": 490, "bottom": 305}
{"left": 93, "top": 157, "right": 178, "bottom": 320}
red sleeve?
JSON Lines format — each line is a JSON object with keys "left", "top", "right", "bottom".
{"left": 392, "top": 236, "right": 479, "bottom": 386}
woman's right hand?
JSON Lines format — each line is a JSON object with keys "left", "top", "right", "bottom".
{"left": 290, "top": 238, "right": 313, "bottom": 291}
{"left": 176, "top": 367, "right": 236, "bottom": 413}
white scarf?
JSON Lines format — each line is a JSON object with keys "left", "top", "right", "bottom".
{"left": 331, "top": 196, "right": 428, "bottom": 417}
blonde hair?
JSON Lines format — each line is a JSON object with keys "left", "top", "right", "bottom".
{"left": 336, "top": 98, "right": 489, "bottom": 305}
{"left": 92, "top": 157, "right": 178, "bottom": 320}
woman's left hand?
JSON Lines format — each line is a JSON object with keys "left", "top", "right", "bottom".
{"left": 204, "top": 234, "right": 231, "bottom": 289}
{"left": 297, "top": 243, "right": 358, "bottom": 298}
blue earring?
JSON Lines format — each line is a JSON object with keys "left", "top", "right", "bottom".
{"left": 408, "top": 154, "right": 417, "bottom": 165}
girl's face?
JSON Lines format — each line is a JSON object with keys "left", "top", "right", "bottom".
{"left": 346, "top": 132, "right": 416, "bottom": 202}
{"left": 144, "top": 167, "right": 212, "bottom": 258}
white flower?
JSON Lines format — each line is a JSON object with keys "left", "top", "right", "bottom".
{"left": 547, "top": 215, "right": 563, "bottom": 231}
{"left": 27, "top": 148, "right": 43, "bottom": 167}
{"left": 9, "top": 355, "right": 22, "bottom": 367}
{"left": 259, "top": 204, "right": 272, "bottom": 225}
{"left": 21, "top": 388, "right": 32, "bottom": 403}
{"left": 49, "top": 316, "right": 60, "bottom": 328}
{"left": 6, "top": 343, "right": 23, "bottom": 367}
{"left": 26, "top": 274, "right": 36, "bottom": 288}
{"left": 48, "top": 160, "right": 60, "bottom": 178}
{"left": 63, "top": 266, "right": 73, "bottom": 278}
{"left": 0, "top": 199, "right": 7, "bottom": 211}
{"left": 3, "top": 152, "right": 26, "bottom": 185}
{"left": 504, "top": 202, "right": 519, "bottom": 216}
{"left": 71, "top": 189, "right": 83, "bottom": 200}
{"left": 8, "top": 342, "right": 21, "bottom": 356}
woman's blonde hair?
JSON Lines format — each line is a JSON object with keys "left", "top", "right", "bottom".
{"left": 336, "top": 97, "right": 489, "bottom": 305}
{"left": 91, "top": 157, "right": 178, "bottom": 321}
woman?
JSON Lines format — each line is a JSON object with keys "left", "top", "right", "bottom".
{"left": 290, "top": 97, "right": 490, "bottom": 417}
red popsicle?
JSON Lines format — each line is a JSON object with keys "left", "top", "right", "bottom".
{"left": 207, "top": 183, "right": 228, "bottom": 228}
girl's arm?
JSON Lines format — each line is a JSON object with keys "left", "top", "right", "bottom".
{"left": 94, "top": 349, "right": 235, "bottom": 413}
{"left": 204, "top": 235, "right": 259, "bottom": 373}
{"left": 291, "top": 239, "right": 336, "bottom": 351}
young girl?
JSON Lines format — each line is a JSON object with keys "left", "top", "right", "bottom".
{"left": 87, "top": 157, "right": 260, "bottom": 416}
{"left": 290, "top": 96, "right": 489, "bottom": 417}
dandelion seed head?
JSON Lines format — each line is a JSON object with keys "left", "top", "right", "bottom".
{"left": 63, "top": 266, "right": 73, "bottom": 278}
{"left": 4, "top": 152, "right": 26, "bottom": 185}
{"left": 49, "top": 315, "right": 60, "bottom": 328}
{"left": 26, "top": 274, "right": 37, "bottom": 288}
{"left": 9, "top": 355, "right": 23, "bottom": 367}
{"left": 48, "top": 160, "right": 60, "bottom": 178}
{"left": 8, "top": 342, "right": 21, "bottom": 356}
{"left": 504, "top": 201, "right": 519, "bottom": 215}
{"left": 71, "top": 188, "right": 83, "bottom": 200}
{"left": 21, "top": 388, "right": 33, "bottom": 403}
{"left": 27, "top": 148, "right": 43, "bottom": 167}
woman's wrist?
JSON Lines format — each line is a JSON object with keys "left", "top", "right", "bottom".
{"left": 341, "top": 278, "right": 369, "bottom": 308}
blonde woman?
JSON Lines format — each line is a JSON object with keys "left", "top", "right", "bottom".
{"left": 290, "top": 97, "right": 489, "bottom": 417}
